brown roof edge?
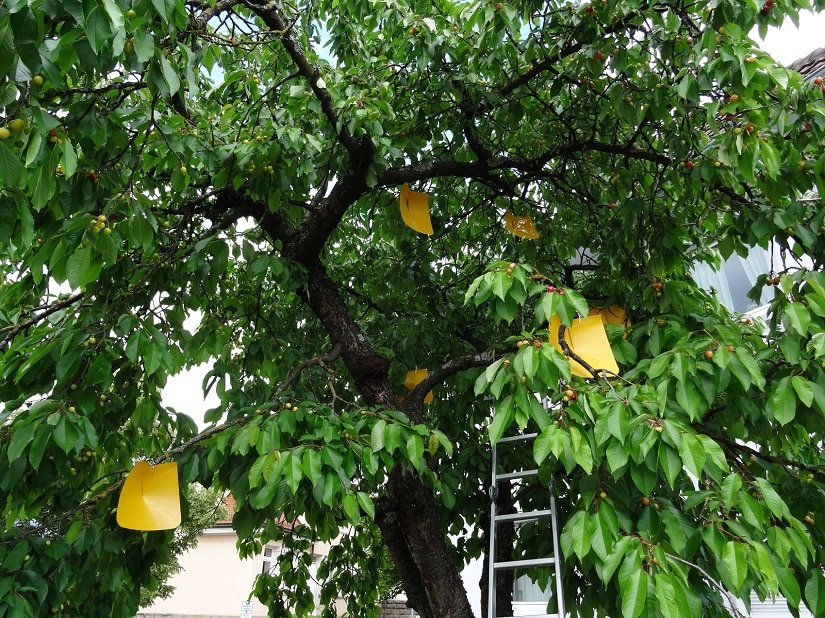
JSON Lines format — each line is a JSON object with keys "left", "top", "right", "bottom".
{"left": 788, "top": 46, "right": 825, "bottom": 77}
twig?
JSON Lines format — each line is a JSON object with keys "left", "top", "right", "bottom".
{"left": 664, "top": 552, "right": 746, "bottom": 618}
{"left": 0, "top": 293, "right": 85, "bottom": 350}
{"left": 557, "top": 322, "right": 618, "bottom": 380}
{"left": 155, "top": 343, "right": 343, "bottom": 462}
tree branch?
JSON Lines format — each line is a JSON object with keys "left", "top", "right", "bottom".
{"left": 241, "top": 0, "right": 364, "bottom": 155}
{"left": 664, "top": 552, "right": 746, "bottom": 618}
{"left": 557, "top": 323, "right": 620, "bottom": 380}
{"left": 0, "top": 293, "right": 85, "bottom": 351}
{"left": 189, "top": 0, "right": 245, "bottom": 30}
{"left": 157, "top": 343, "right": 343, "bottom": 463}
{"left": 404, "top": 351, "right": 499, "bottom": 412}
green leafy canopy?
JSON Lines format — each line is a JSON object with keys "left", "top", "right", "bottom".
{"left": 2, "top": 0, "right": 825, "bottom": 616}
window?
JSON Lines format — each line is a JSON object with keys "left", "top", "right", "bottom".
{"left": 262, "top": 546, "right": 276, "bottom": 574}
{"left": 692, "top": 247, "right": 773, "bottom": 313}
{"left": 513, "top": 573, "right": 552, "bottom": 603}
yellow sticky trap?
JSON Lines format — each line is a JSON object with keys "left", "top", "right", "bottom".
{"left": 589, "top": 305, "right": 630, "bottom": 328}
{"left": 549, "top": 315, "right": 620, "bottom": 378}
{"left": 404, "top": 369, "right": 434, "bottom": 403}
{"left": 117, "top": 461, "right": 181, "bottom": 531}
{"left": 504, "top": 210, "right": 539, "bottom": 239}
{"left": 399, "top": 183, "right": 433, "bottom": 235}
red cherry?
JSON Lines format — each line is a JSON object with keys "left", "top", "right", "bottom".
{"left": 546, "top": 286, "right": 556, "bottom": 293}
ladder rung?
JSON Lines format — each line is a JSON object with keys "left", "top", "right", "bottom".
{"left": 494, "top": 557, "right": 556, "bottom": 569}
{"left": 495, "top": 509, "right": 555, "bottom": 522}
{"left": 496, "top": 614, "right": 560, "bottom": 618}
{"left": 495, "top": 469, "right": 538, "bottom": 481}
{"left": 497, "top": 433, "right": 539, "bottom": 443}
{"left": 496, "top": 614, "right": 559, "bottom": 618}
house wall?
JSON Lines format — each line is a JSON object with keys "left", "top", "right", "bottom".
{"left": 138, "top": 528, "right": 271, "bottom": 618}
{"left": 138, "top": 526, "right": 342, "bottom": 618}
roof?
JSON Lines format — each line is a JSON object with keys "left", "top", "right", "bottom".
{"left": 788, "top": 46, "right": 825, "bottom": 79}
{"left": 212, "top": 493, "right": 296, "bottom": 531}
{"left": 380, "top": 600, "right": 419, "bottom": 618}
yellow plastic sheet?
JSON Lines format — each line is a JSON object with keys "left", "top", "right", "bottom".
{"left": 117, "top": 461, "right": 181, "bottom": 531}
{"left": 549, "top": 314, "right": 620, "bottom": 378}
{"left": 589, "top": 305, "right": 630, "bottom": 327}
{"left": 504, "top": 210, "right": 539, "bottom": 239}
{"left": 399, "top": 183, "right": 433, "bottom": 235}
{"left": 404, "top": 369, "right": 434, "bottom": 403}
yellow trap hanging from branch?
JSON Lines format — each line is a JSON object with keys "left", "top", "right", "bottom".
{"left": 117, "top": 461, "right": 181, "bottom": 531}
{"left": 399, "top": 183, "right": 433, "bottom": 235}
{"left": 404, "top": 369, "right": 434, "bottom": 403}
{"left": 549, "top": 314, "right": 620, "bottom": 378}
{"left": 504, "top": 210, "right": 539, "bottom": 239}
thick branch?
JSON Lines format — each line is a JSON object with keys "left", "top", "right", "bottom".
{"left": 404, "top": 351, "right": 499, "bottom": 412}
{"left": 378, "top": 138, "right": 670, "bottom": 190}
{"left": 189, "top": 0, "right": 245, "bottom": 30}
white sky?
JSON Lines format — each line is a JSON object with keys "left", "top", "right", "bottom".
{"left": 757, "top": 9, "right": 825, "bottom": 63}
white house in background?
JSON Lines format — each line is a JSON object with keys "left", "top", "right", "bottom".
{"left": 137, "top": 495, "right": 344, "bottom": 618}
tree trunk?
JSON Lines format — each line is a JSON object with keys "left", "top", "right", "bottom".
{"left": 302, "top": 262, "right": 475, "bottom": 618}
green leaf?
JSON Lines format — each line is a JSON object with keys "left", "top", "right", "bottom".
{"left": 754, "top": 478, "right": 789, "bottom": 519}
{"left": 489, "top": 396, "right": 514, "bottom": 444}
{"left": 805, "top": 569, "right": 825, "bottom": 617}
{"left": 66, "top": 243, "right": 95, "bottom": 289}
{"left": 655, "top": 573, "right": 692, "bottom": 618}
{"left": 720, "top": 541, "right": 747, "bottom": 593}
{"left": 406, "top": 434, "right": 424, "bottom": 469}
{"left": 356, "top": 492, "right": 375, "bottom": 520}
{"left": 791, "top": 376, "right": 814, "bottom": 407}
{"left": 301, "top": 449, "right": 322, "bottom": 485}
{"left": 342, "top": 492, "right": 359, "bottom": 524}
{"left": 784, "top": 302, "right": 811, "bottom": 336}
{"left": 778, "top": 565, "right": 802, "bottom": 608}
{"left": 560, "top": 510, "right": 593, "bottom": 561}
{"left": 370, "top": 419, "right": 386, "bottom": 452}
{"left": 534, "top": 423, "right": 562, "bottom": 465}
{"left": 768, "top": 379, "right": 797, "bottom": 425}
{"left": 0, "top": 141, "right": 23, "bottom": 188}
{"left": 619, "top": 552, "right": 648, "bottom": 618}
{"left": 675, "top": 379, "right": 702, "bottom": 420}
{"left": 52, "top": 416, "right": 79, "bottom": 454}
{"left": 7, "top": 422, "right": 34, "bottom": 463}
{"left": 678, "top": 433, "right": 706, "bottom": 478}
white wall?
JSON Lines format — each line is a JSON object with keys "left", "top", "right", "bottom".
{"left": 139, "top": 529, "right": 271, "bottom": 618}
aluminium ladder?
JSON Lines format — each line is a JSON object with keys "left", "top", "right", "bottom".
{"left": 487, "top": 433, "right": 565, "bottom": 618}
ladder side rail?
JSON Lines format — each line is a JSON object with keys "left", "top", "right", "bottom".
{"left": 489, "top": 434, "right": 567, "bottom": 618}
{"left": 550, "top": 479, "right": 565, "bottom": 617}
{"left": 487, "top": 441, "right": 498, "bottom": 618}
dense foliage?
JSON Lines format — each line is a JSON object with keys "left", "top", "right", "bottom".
{"left": 2, "top": 0, "right": 825, "bottom": 616}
